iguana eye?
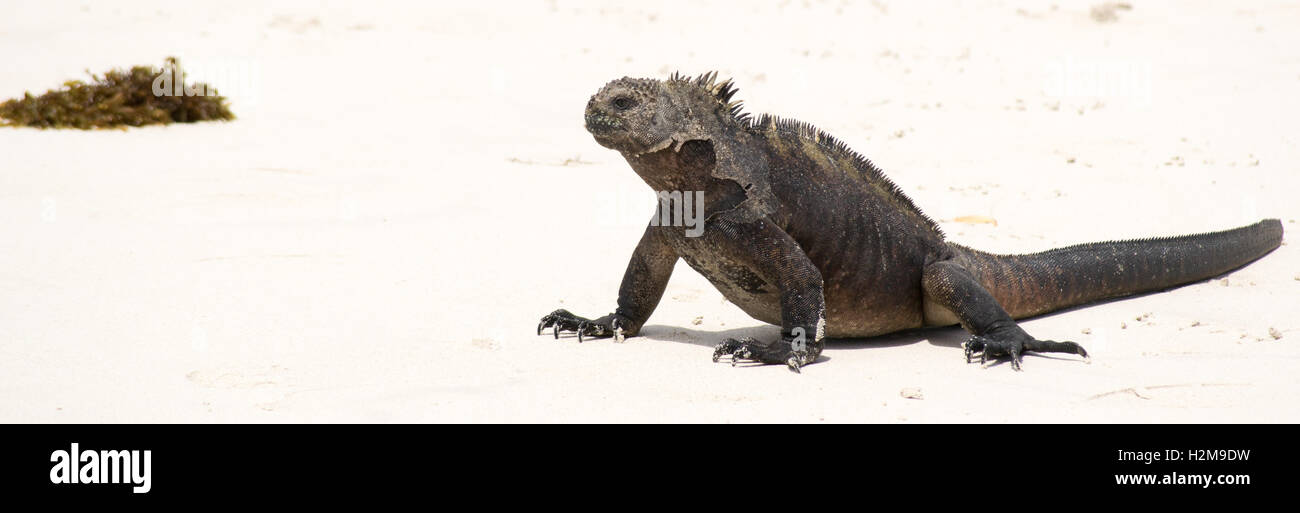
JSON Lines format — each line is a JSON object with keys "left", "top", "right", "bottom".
{"left": 612, "top": 97, "right": 636, "bottom": 110}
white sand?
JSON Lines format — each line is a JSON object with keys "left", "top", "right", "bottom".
{"left": 1, "top": 1, "right": 1296, "bottom": 422}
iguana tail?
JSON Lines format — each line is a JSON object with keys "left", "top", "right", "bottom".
{"left": 953, "top": 219, "right": 1284, "bottom": 319}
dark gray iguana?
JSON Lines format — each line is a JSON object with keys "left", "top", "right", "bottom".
{"left": 537, "top": 72, "right": 1284, "bottom": 372}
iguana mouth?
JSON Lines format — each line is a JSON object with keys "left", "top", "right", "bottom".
{"left": 584, "top": 112, "right": 622, "bottom": 134}
{"left": 628, "top": 137, "right": 680, "bottom": 158}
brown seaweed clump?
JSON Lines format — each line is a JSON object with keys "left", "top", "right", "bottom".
{"left": 0, "top": 57, "right": 235, "bottom": 129}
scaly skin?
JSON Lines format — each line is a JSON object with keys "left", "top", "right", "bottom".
{"left": 537, "top": 72, "right": 1285, "bottom": 372}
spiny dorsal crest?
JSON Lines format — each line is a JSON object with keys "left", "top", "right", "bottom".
{"left": 662, "top": 73, "right": 942, "bottom": 236}
{"left": 668, "top": 71, "right": 750, "bottom": 123}
{"left": 750, "top": 114, "right": 945, "bottom": 237}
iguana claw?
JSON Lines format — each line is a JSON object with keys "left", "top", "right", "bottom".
{"left": 537, "top": 309, "right": 585, "bottom": 340}
{"left": 713, "top": 337, "right": 811, "bottom": 373}
{"left": 964, "top": 335, "right": 1022, "bottom": 370}
{"left": 963, "top": 332, "right": 1089, "bottom": 371}
{"left": 536, "top": 309, "right": 632, "bottom": 343}
{"left": 576, "top": 320, "right": 608, "bottom": 342}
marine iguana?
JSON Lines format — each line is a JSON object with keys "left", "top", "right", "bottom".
{"left": 536, "top": 72, "right": 1284, "bottom": 372}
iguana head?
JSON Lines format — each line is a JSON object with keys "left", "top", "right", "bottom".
{"left": 584, "top": 77, "right": 674, "bottom": 155}
{"left": 585, "top": 72, "right": 746, "bottom": 157}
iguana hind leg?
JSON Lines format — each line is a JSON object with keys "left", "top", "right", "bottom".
{"left": 922, "top": 260, "right": 1088, "bottom": 370}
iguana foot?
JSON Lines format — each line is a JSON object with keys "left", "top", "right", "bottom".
{"left": 712, "top": 336, "right": 815, "bottom": 373}
{"left": 536, "top": 309, "right": 633, "bottom": 342}
{"left": 963, "top": 330, "right": 1089, "bottom": 371}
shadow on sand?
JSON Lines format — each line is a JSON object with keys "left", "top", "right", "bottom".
{"left": 631, "top": 322, "right": 968, "bottom": 367}
{"left": 636, "top": 315, "right": 1090, "bottom": 368}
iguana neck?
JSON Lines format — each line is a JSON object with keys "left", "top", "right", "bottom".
{"left": 622, "top": 141, "right": 751, "bottom": 219}
{"left": 622, "top": 140, "right": 718, "bottom": 193}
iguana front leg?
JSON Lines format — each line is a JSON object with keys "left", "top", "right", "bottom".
{"left": 708, "top": 217, "right": 827, "bottom": 372}
{"left": 922, "top": 259, "right": 1088, "bottom": 370}
{"left": 538, "top": 224, "right": 677, "bottom": 342}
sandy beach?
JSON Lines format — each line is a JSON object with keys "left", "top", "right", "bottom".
{"left": 1, "top": 0, "right": 1297, "bottom": 422}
